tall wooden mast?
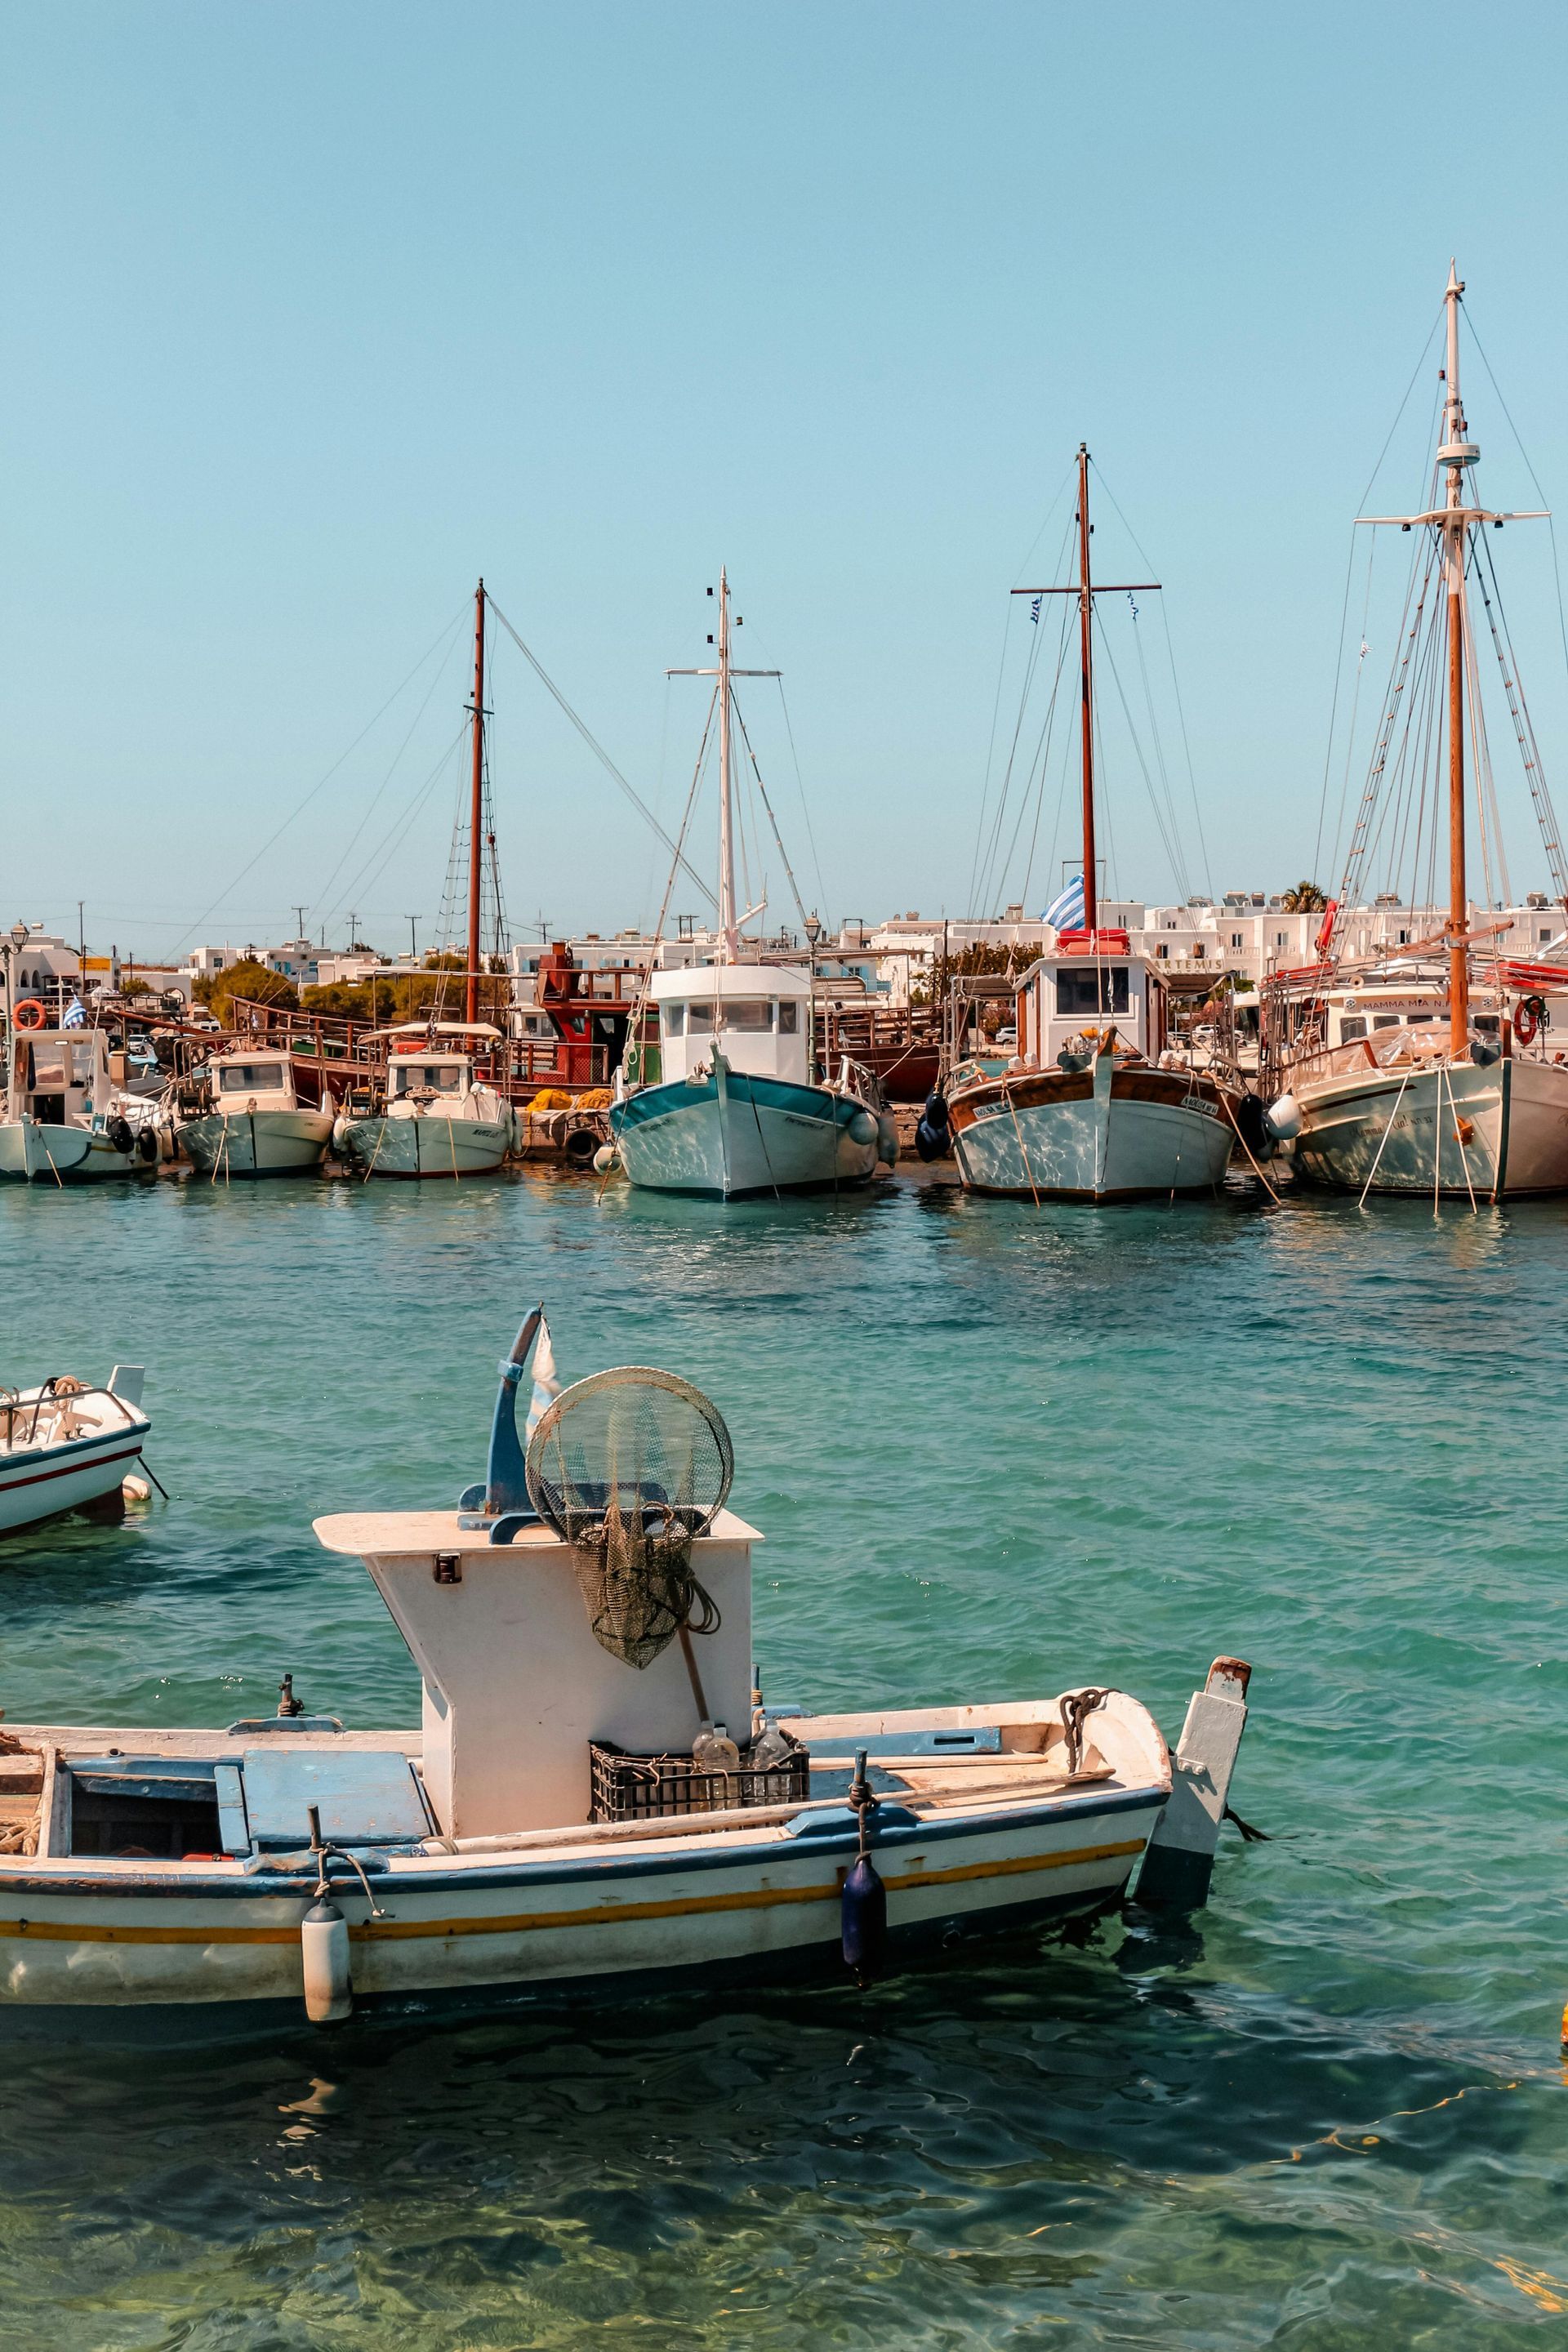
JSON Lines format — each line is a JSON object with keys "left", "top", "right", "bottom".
{"left": 1440, "top": 265, "right": 1472, "bottom": 1056}
{"left": 466, "top": 577, "right": 486, "bottom": 1025}
{"left": 1076, "top": 445, "right": 1098, "bottom": 935}
{"left": 1013, "top": 451, "right": 1158, "bottom": 932}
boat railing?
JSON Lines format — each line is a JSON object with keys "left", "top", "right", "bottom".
{"left": 0, "top": 1380, "right": 145, "bottom": 1454}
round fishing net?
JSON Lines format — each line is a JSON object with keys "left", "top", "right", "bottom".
{"left": 525, "top": 1368, "right": 735, "bottom": 1669}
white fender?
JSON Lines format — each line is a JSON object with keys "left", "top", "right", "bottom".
{"left": 301, "top": 1895, "right": 352, "bottom": 2022}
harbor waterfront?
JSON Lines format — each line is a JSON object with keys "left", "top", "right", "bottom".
{"left": 2, "top": 1169, "right": 1565, "bottom": 2343}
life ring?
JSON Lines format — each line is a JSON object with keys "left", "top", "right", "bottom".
{"left": 1513, "top": 999, "right": 1544, "bottom": 1046}
{"left": 12, "top": 998, "right": 46, "bottom": 1031}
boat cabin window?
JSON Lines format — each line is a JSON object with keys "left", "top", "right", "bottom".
{"left": 777, "top": 1001, "right": 799, "bottom": 1033}
{"left": 1372, "top": 1014, "right": 1401, "bottom": 1031}
{"left": 1055, "top": 968, "right": 1129, "bottom": 1016}
{"left": 722, "top": 1000, "right": 773, "bottom": 1031}
{"left": 219, "top": 1062, "right": 283, "bottom": 1092}
{"left": 1408, "top": 1013, "right": 1434, "bottom": 1025}
{"left": 687, "top": 1002, "right": 716, "bottom": 1034}
{"left": 1474, "top": 1015, "right": 1500, "bottom": 1036}
{"left": 1339, "top": 1018, "right": 1367, "bottom": 1041}
{"left": 662, "top": 1002, "right": 685, "bottom": 1038}
{"left": 394, "top": 1062, "right": 463, "bottom": 1092}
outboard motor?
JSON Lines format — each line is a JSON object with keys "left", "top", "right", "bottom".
{"left": 914, "top": 1089, "right": 951, "bottom": 1161}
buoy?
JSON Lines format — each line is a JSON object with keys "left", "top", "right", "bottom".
{"left": 846, "top": 1107, "right": 878, "bottom": 1147}
{"left": 876, "top": 1113, "right": 899, "bottom": 1166}
{"left": 301, "top": 1894, "right": 352, "bottom": 2022}
{"left": 841, "top": 1744, "right": 889, "bottom": 1976}
{"left": 841, "top": 1853, "right": 887, "bottom": 1975}
{"left": 914, "top": 1089, "right": 951, "bottom": 1162}
{"left": 1264, "top": 1093, "right": 1302, "bottom": 1143}
{"left": 592, "top": 1144, "right": 617, "bottom": 1174}
{"left": 121, "top": 1474, "right": 151, "bottom": 1503}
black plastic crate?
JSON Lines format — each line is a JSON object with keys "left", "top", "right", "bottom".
{"left": 590, "top": 1736, "right": 810, "bottom": 1823}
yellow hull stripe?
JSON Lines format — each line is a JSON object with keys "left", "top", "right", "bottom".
{"left": 0, "top": 1838, "right": 1145, "bottom": 1948}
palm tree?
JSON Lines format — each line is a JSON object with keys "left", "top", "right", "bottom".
{"left": 1280, "top": 881, "right": 1328, "bottom": 912}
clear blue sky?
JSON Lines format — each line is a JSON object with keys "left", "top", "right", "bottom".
{"left": 6, "top": 1, "right": 1568, "bottom": 957}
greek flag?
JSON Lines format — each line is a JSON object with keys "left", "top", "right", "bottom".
{"left": 1029, "top": 596, "right": 1041, "bottom": 626}
{"left": 61, "top": 995, "right": 86, "bottom": 1028}
{"left": 525, "top": 1316, "right": 561, "bottom": 1439}
{"left": 1043, "top": 874, "right": 1085, "bottom": 929}
{"left": 1126, "top": 591, "right": 1140, "bottom": 621}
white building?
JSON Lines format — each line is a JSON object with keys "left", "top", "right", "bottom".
{"left": 865, "top": 893, "right": 1567, "bottom": 1002}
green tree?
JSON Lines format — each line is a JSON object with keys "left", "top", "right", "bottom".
{"left": 194, "top": 960, "right": 299, "bottom": 1027}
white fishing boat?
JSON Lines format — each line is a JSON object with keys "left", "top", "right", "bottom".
{"left": 941, "top": 450, "right": 1248, "bottom": 1200}
{"left": 175, "top": 1049, "right": 335, "bottom": 1178}
{"left": 333, "top": 1027, "right": 515, "bottom": 1178}
{"left": 0, "top": 1322, "right": 1253, "bottom": 2023}
{"left": 0, "top": 1013, "right": 154, "bottom": 1185}
{"left": 0, "top": 1368, "right": 150, "bottom": 1536}
{"left": 1270, "top": 266, "right": 1568, "bottom": 1201}
{"left": 610, "top": 572, "right": 890, "bottom": 1198}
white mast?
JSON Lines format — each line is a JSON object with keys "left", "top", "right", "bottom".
{"left": 666, "top": 574, "right": 779, "bottom": 968}
{"left": 717, "top": 568, "right": 737, "bottom": 962}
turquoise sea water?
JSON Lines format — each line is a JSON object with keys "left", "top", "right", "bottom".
{"left": 2, "top": 1167, "right": 1566, "bottom": 2348}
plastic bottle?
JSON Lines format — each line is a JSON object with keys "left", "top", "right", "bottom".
{"left": 691, "top": 1721, "right": 741, "bottom": 1810}
{"left": 749, "top": 1717, "right": 797, "bottom": 1775}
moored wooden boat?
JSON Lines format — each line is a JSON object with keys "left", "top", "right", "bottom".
{"left": 0, "top": 1327, "right": 1253, "bottom": 2025}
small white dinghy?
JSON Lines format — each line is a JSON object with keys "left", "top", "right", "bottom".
{"left": 0, "top": 1325, "right": 1253, "bottom": 2025}
{"left": 0, "top": 1369, "right": 151, "bottom": 1535}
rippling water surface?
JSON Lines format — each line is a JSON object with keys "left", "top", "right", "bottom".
{"left": 3, "top": 1168, "right": 1566, "bottom": 2347}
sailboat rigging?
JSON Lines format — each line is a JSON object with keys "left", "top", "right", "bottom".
{"left": 609, "top": 572, "right": 893, "bottom": 1200}
{"left": 1270, "top": 263, "right": 1568, "bottom": 1202}
{"left": 944, "top": 448, "right": 1247, "bottom": 1202}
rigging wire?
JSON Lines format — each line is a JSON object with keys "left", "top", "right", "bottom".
{"left": 309, "top": 621, "right": 466, "bottom": 932}
{"left": 171, "top": 600, "right": 470, "bottom": 953}
{"left": 1083, "top": 457, "right": 1209, "bottom": 901}
{"left": 484, "top": 592, "right": 716, "bottom": 911}
{"left": 772, "top": 679, "right": 829, "bottom": 923}
{"left": 731, "top": 695, "right": 813, "bottom": 932}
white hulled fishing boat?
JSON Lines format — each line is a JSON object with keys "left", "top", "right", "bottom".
{"left": 175, "top": 1048, "right": 335, "bottom": 1178}
{"left": 610, "top": 572, "right": 889, "bottom": 1198}
{"left": 942, "top": 450, "right": 1247, "bottom": 1200}
{"left": 0, "top": 1368, "right": 150, "bottom": 1535}
{"left": 1, "top": 928, "right": 154, "bottom": 1183}
{"left": 1272, "top": 265, "right": 1568, "bottom": 1201}
{"left": 0, "top": 1321, "right": 1253, "bottom": 2024}
{"left": 332, "top": 1027, "right": 514, "bottom": 1178}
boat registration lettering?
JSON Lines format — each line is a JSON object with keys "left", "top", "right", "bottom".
{"left": 1181, "top": 1094, "right": 1219, "bottom": 1119}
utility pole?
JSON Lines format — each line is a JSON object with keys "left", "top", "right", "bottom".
{"left": 407, "top": 915, "right": 420, "bottom": 962}
{"left": 348, "top": 913, "right": 359, "bottom": 952}
{"left": 294, "top": 906, "right": 307, "bottom": 939}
